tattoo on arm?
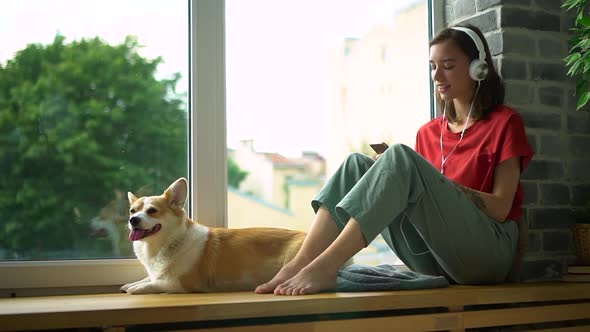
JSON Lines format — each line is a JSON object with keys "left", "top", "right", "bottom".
{"left": 453, "top": 182, "right": 486, "bottom": 211}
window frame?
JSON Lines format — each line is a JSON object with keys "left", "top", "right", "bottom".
{"left": 0, "top": 0, "right": 442, "bottom": 294}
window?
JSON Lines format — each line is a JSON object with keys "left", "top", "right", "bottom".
{"left": 1, "top": 0, "right": 441, "bottom": 292}
{"left": 225, "top": 0, "right": 432, "bottom": 266}
{"left": 0, "top": 0, "right": 190, "bottom": 290}
{"left": 381, "top": 45, "right": 388, "bottom": 63}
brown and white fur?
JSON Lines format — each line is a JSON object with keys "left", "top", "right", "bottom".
{"left": 120, "top": 177, "right": 306, "bottom": 294}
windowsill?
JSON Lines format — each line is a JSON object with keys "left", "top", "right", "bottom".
{"left": 1, "top": 282, "right": 589, "bottom": 331}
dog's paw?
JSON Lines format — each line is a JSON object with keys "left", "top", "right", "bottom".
{"left": 121, "top": 277, "right": 151, "bottom": 293}
{"left": 120, "top": 283, "right": 132, "bottom": 292}
{"left": 125, "top": 282, "right": 162, "bottom": 295}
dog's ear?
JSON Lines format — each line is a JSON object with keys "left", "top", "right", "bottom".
{"left": 128, "top": 192, "right": 138, "bottom": 205}
{"left": 164, "top": 178, "right": 187, "bottom": 210}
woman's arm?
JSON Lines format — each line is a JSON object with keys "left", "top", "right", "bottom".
{"left": 453, "top": 156, "right": 521, "bottom": 222}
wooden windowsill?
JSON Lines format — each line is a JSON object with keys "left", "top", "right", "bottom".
{"left": 1, "top": 282, "right": 589, "bottom": 331}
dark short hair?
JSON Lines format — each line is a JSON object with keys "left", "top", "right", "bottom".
{"left": 429, "top": 24, "right": 504, "bottom": 122}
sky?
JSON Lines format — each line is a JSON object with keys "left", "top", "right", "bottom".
{"left": 1, "top": 0, "right": 423, "bottom": 157}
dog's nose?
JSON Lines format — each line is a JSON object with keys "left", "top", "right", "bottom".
{"left": 129, "top": 216, "right": 141, "bottom": 227}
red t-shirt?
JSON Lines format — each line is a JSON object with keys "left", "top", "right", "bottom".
{"left": 415, "top": 104, "right": 534, "bottom": 221}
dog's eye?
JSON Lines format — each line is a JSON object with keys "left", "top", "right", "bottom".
{"left": 130, "top": 209, "right": 135, "bottom": 214}
{"left": 147, "top": 207, "right": 157, "bottom": 214}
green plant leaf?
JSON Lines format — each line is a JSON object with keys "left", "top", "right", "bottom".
{"left": 577, "top": 91, "right": 590, "bottom": 110}
{"left": 568, "top": 59, "right": 583, "bottom": 76}
{"left": 577, "top": 16, "right": 590, "bottom": 27}
{"left": 574, "top": 38, "right": 590, "bottom": 51}
{"left": 577, "top": 10, "right": 585, "bottom": 24}
{"left": 565, "top": 52, "right": 582, "bottom": 66}
{"left": 562, "top": 0, "right": 581, "bottom": 11}
{"left": 576, "top": 78, "right": 588, "bottom": 92}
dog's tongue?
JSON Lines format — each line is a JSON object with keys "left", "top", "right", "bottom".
{"left": 129, "top": 229, "right": 146, "bottom": 241}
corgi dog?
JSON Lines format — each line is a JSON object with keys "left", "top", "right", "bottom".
{"left": 120, "top": 177, "right": 307, "bottom": 294}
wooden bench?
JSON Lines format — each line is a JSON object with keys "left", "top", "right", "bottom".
{"left": 1, "top": 282, "right": 589, "bottom": 331}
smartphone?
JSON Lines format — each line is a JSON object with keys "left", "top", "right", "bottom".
{"left": 370, "top": 142, "right": 389, "bottom": 154}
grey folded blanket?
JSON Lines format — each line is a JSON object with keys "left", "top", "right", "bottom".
{"left": 334, "top": 264, "right": 449, "bottom": 292}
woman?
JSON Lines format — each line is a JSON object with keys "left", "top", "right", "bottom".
{"left": 255, "top": 24, "right": 534, "bottom": 296}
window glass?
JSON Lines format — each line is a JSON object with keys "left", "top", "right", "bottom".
{"left": 0, "top": 0, "right": 189, "bottom": 260}
{"left": 226, "top": 0, "right": 430, "bottom": 265}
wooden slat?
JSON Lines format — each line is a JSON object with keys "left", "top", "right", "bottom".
{"left": 168, "top": 303, "right": 590, "bottom": 332}
{"left": 165, "top": 312, "right": 462, "bottom": 332}
{"left": 521, "top": 327, "right": 590, "bottom": 332}
{"left": 1, "top": 283, "right": 589, "bottom": 331}
{"left": 447, "top": 306, "right": 466, "bottom": 332}
{"left": 463, "top": 303, "right": 590, "bottom": 328}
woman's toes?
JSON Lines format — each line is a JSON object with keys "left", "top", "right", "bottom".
{"left": 283, "top": 287, "right": 292, "bottom": 296}
{"left": 297, "top": 287, "right": 306, "bottom": 295}
{"left": 274, "top": 284, "right": 286, "bottom": 295}
{"left": 255, "top": 282, "right": 276, "bottom": 294}
{"left": 292, "top": 287, "right": 303, "bottom": 295}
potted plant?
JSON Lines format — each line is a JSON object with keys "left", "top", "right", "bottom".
{"left": 563, "top": 0, "right": 590, "bottom": 110}
{"left": 574, "top": 206, "right": 590, "bottom": 265}
{"left": 562, "top": 1, "right": 590, "bottom": 266}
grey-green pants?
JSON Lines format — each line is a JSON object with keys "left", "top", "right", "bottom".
{"left": 311, "top": 144, "right": 518, "bottom": 285}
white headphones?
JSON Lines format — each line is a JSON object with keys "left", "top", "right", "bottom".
{"left": 450, "top": 26, "right": 488, "bottom": 81}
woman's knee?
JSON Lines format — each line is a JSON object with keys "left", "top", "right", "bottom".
{"left": 379, "top": 144, "right": 418, "bottom": 166}
{"left": 344, "top": 152, "right": 374, "bottom": 170}
{"left": 385, "top": 143, "right": 414, "bottom": 157}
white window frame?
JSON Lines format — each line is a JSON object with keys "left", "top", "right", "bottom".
{"left": 0, "top": 0, "right": 442, "bottom": 294}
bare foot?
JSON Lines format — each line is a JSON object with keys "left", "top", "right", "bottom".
{"left": 255, "top": 258, "right": 309, "bottom": 294}
{"left": 274, "top": 263, "right": 337, "bottom": 296}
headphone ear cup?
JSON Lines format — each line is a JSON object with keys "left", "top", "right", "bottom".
{"left": 469, "top": 59, "right": 488, "bottom": 81}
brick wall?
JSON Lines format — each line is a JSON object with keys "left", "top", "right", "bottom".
{"left": 444, "top": 0, "right": 590, "bottom": 281}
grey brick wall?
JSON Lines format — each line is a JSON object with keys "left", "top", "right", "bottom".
{"left": 445, "top": 0, "right": 590, "bottom": 281}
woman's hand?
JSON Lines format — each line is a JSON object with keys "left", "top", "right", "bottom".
{"left": 373, "top": 153, "right": 383, "bottom": 161}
